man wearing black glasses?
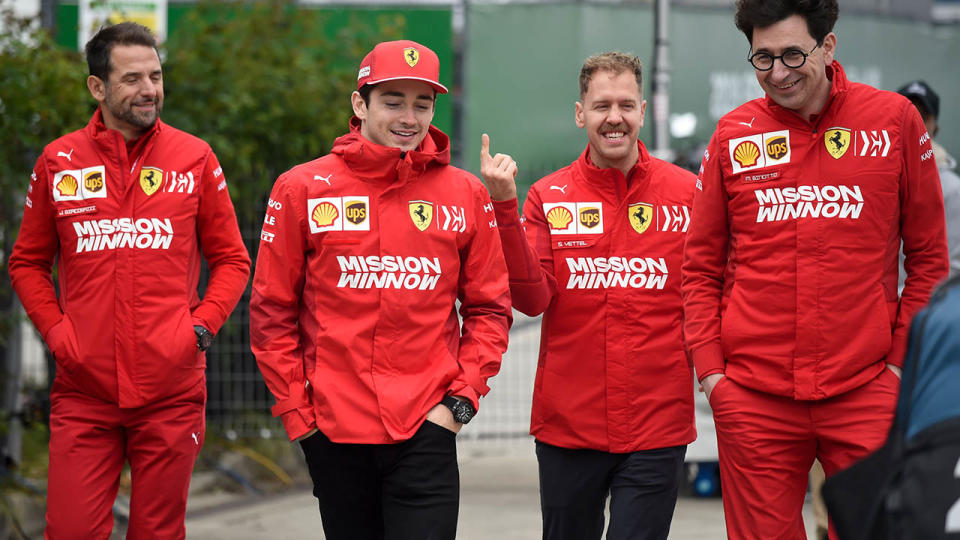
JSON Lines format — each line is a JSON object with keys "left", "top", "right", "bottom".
{"left": 681, "top": 0, "right": 948, "bottom": 538}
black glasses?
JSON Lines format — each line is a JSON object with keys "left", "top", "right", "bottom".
{"left": 748, "top": 43, "right": 821, "bottom": 71}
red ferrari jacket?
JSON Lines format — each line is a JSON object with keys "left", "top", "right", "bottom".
{"left": 250, "top": 119, "right": 511, "bottom": 443}
{"left": 682, "top": 61, "right": 948, "bottom": 400}
{"left": 494, "top": 141, "right": 696, "bottom": 453}
{"left": 9, "top": 109, "right": 251, "bottom": 407}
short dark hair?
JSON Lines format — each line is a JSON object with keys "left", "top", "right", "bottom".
{"left": 85, "top": 22, "right": 158, "bottom": 82}
{"left": 734, "top": 0, "right": 839, "bottom": 45}
{"left": 579, "top": 52, "right": 643, "bottom": 99}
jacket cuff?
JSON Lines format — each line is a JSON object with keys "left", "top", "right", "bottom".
{"left": 492, "top": 198, "right": 521, "bottom": 226}
{"left": 446, "top": 384, "right": 481, "bottom": 412}
{"left": 191, "top": 316, "right": 212, "bottom": 332}
{"left": 279, "top": 409, "right": 315, "bottom": 442}
{"left": 692, "top": 342, "right": 725, "bottom": 382}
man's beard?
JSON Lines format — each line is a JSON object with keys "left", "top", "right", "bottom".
{"left": 105, "top": 91, "right": 162, "bottom": 130}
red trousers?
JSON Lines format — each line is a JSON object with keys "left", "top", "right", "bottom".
{"left": 709, "top": 367, "right": 898, "bottom": 540}
{"left": 45, "top": 378, "right": 205, "bottom": 540}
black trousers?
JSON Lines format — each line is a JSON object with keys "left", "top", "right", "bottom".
{"left": 536, "top": 441, "right": 686, "bottom": 540}
{"left": 299, "top": 421, "right": 460, "bottom": 540}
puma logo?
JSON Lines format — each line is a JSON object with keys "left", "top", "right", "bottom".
{"left": 57, "top": 149, "right": 75, "bottom": 161}
{"left": 191, "top": 432, "right": 199, "bottom": 445}
{"left": 738, "top": 117, "right": 756, "bottom": 128}
{"left": 550, "top": 185, "right": 568, "bottom": 194}
{"left": 314, "top": 174, "right": 332, "bottom": 186}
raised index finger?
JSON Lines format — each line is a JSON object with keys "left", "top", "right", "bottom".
{"left": 481, "top": 133, "right": 491, "bottom": 161}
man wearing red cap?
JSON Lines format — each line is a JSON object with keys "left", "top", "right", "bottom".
{"left": 250, "top": 40, "right": 511, "bottom": 539}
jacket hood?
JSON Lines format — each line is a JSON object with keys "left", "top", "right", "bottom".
{"left": 331, "top": 116, "right": 451, "bottom": 181}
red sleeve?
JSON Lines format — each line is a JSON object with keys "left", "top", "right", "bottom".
{"left": 892, "top": 104, "right": 950, "bottom": 367}
{"left": 191, "top": 153, "right": 251, "bottom": 333}
{"left": 8, "top": 157, "right": 64, "bottom": 340}
{"left": 249, "top": 176, "right": 315, "bottom": 440}
{"left": 493, "top": 196, "right": 556, "bottom": 315}
{"left": 681, "top": 135, "right": 729, "bottom": 381}
{"left": 447, "top": 183, "right": 513, "bottom": 411}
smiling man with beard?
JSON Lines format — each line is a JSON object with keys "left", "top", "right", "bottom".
{"left": 481, "top": 52, "right": 697, "bottom": 540}
{"left": 8, "top": 22, "right": 250, "bottom": 539}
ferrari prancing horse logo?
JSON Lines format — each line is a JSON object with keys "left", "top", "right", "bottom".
{"left": 139, "top": 167, "right": 163, "bottom": 196}
{"left": 409, "top": 200, "right": 433, "bottom": 231}
{"left": 628, "top": 203, "right": 653, "bottom": 234}
{"left": 824, "top": 128, "right": 851, "bottom": 159}
{"left": 403, "top": 47, "right": 420, "bottom": 68}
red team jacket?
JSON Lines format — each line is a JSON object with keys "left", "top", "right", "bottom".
{"left": 250, "top": 120, "right": 511, "bottom": 443}
{"left": 495, "top": 141, "right": 697, "bottom": 453}
{"left": 9, "top": 109, "right": 251, "bottom": 407}
{"left": 682, "top": 62, "right": 949, "bottom": 400}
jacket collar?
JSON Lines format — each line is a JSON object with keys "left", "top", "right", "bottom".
{"left": 763, "top": 60, "right": 849, "bottom": 128}
{"left": 331, "top": 116, "right": 451, "bottom": 183}
{"left": 572, "top": 139, "right": 652, "bottom": 197}
{"left": 84, "top": 107, "right": 163, "bottom": 160}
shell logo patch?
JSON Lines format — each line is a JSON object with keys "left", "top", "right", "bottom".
{"left": 544, "top": 202, "right": 603, "bottom": 235}
{"left": 57, "top": 173, "right": 79, "bottom": 198}
{"left": 312, "top": 202, "right": 339, "bottom": 228}
{"left": 307, "top": 196, "right": 370, "bottom": 233}
{"left": 52, "top": 166, "right": 108, "bottom": 202}
{"left": 629, "top": 203, "right": 653, "bottom": 234}
{"left": 140, "top": 167, "right": 164, "bottom": 196}
{"left": 734, "top": 141, "right": 761, "bottom": 168}
{"left": 546, "top": 205, "right": 573, "bottom": 231}
{"left": 409, "top": 200, "right": 433, "bottom": 231}
{"left": 403, "top": 47, "right": 420, "bottom": 67}
{"left": 824, "top": 128, "right": 851, "bottom": 159}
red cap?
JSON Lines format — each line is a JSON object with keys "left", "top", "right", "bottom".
{"left": 356, "top": 40, "right": 448, "bottom": 94}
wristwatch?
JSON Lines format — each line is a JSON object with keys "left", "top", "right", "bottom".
{"left": 194, "top": 325, "right": 214, "bottom": 351}
{"left": 441, "top": 395, "right": 476, "bottom": 424}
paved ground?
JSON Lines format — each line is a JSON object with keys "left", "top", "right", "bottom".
{"left": 183, "top": 440, "right": 818, "bottom": 539}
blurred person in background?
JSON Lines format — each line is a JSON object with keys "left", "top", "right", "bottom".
{"left": 7, "top": 22, "right": 250, "bottom": 539}
{"left": 681, "top": 0, "right": 949, "bottom": 538}
{"left": 898, "top": 80, "right": 960, "bottom": 278}
{"left": 481, "top": 51, "right": 697, "bottom": 540}
{"left": 250, "top": 40, "right": 511, "bottom": 540}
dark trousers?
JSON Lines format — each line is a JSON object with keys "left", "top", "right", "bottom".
{"left": 536, "top": 440, "right": 686, "bottom": 540}
{"left": 299, "top": 421, "right": 460, "bottom": 540}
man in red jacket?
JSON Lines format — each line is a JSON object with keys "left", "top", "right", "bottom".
{"left": 249, "top": 40, "right": 511, "bottom": 540}
{"left": 8, "top": 23, "right": 250, "bottom": 539}
{"left": 681, "top": 1, "right": 949, "bottom": 538}
{"left": 481, "top": 52, "right": 696, "bottom": 540}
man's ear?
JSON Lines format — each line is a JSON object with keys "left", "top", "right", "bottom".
{"left": 87, "top": 75, "right": 106, "bottom": 102}
{"left": 351, "top": 91, "right": 368, "bottom": 120}
{"left": 575, "top": 101, "right": 585, "bottom": 129}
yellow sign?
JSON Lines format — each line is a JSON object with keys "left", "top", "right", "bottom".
{"left": 139, "top": 167, "right": 163, "bottom": 196}
{"left": 628, "top": 203, "right": 653, "bottom": 234}
{"left": 824, "top": 128, "right": 851, "bottom": 159}
{"left": 409, "top": 200, "right": 433, "bottom": 231}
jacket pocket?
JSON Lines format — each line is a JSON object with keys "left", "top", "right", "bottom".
{"left": 46, "top": 316, "right": 81, "bottom": 375}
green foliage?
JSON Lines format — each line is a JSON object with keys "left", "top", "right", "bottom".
{"left": 161, "top": 0, "right": 405, "bottom": 221}
{"left": 0, "top": 2, "right": 92, "bottom": 346}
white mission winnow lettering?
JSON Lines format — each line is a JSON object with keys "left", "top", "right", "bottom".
{"left": 74, "top": 218, "right": 174, "bottom": 253}
{"left": 336, "top": 255, "right": 443, "bottom": 290}
{"left": 755, "top": 185, "right": 863, "bottom": 223}
{"left": 565, "top": 257, "right": 669, "bottom": 290}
